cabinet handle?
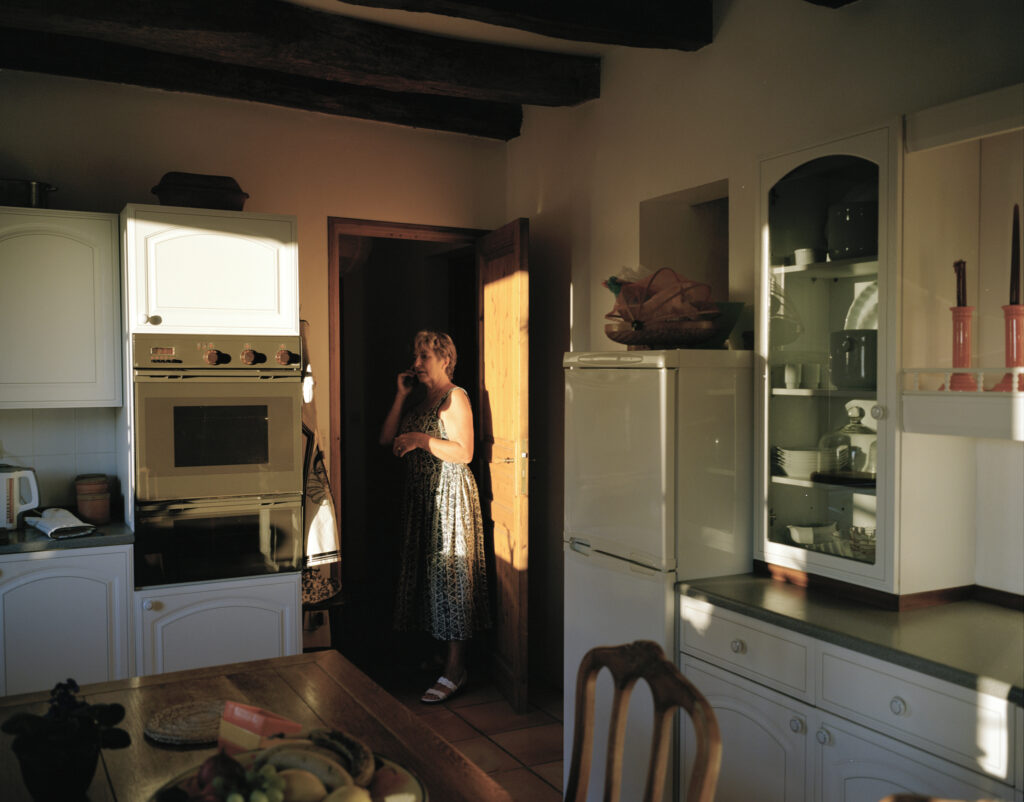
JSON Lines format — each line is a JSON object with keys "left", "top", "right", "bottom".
{"left": 730, "top": 639, "right": 746, "bottom": 654}
{"left": 789, "top": 717, "right": 805, "bottom": 734}
{"left": 815, "top": 728, "right": 831, "bottom": 746}
{"left": 141, "top": 314, "right": 163, "bottom": 326}
{"left": 870, "top": 404, "right": 885, "bottom": 420}
{"left": 143, "top": 600, "right": 154, "bottom": 611}
{"left": 889, "top": 696, "right": 907, "bottom": 716}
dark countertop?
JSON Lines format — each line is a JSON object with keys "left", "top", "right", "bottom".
{"left": 0, "top": 522, "right": 133, "bottom": 555}
{"left": 678, "top": 574, "right": 1024, "bottom": 706}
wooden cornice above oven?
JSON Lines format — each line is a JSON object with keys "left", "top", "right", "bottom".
{"left": 0, "top": 0, "right": 858, "bottom": 139}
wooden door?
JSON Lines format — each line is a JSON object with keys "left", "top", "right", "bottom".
{"left": 476, "top": 219, "right": 530, "bottom": 711}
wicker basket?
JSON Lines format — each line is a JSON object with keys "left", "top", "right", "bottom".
{"left": 604, "top": 319, "right": 716, "bottom": 349}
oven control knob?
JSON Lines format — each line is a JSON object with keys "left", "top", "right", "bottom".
{"left": 240, "top": 348, "right": 257, "bottom": 365}
{"left": 276, "top": 349, "right": 296, "bottom": 365}
{"left": 203, "top": 348, "right": 222, "bottom": 365}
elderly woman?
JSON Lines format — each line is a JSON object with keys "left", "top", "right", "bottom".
{"left": 379, "top": 331, "right": 491, "bottom": 703}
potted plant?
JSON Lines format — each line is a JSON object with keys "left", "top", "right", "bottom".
{"left": 1, "top": 678, "right": 131, "bottom": 801}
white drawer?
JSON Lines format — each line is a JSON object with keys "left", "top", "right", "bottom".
{"left": 818, "top": 643, "right": 1016, "bottom": 783}
{"left": 679, "top": 596, "right": 814, "bottom": 702}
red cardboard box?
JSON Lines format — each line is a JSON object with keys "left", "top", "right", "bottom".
{"left": 217, "top": 701, "right": 302, "bottom": 755}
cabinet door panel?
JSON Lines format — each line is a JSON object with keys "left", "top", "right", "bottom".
{"left": 123, "top": 204, "right": 298, "bottom": 335}
{"left": 816, "top": 717, "right": 1014, "bottom": 802}
{"left": 681, "top": 657, "right": 807, "bottom": 802}
{"left": 0, "top": 548, "right": 131, "bottom": 695}
{"left": 0, "top": 208, "right": 121, "bottom": 407}
{"left": 135, "top": 574, "right": 300, "bottom": 675}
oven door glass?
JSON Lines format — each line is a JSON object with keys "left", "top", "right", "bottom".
{"left": 134, "top": 495, "right": 303, "bottom": 587}
{"left": 134, "top": 375, "right": 301, "bottom": 501}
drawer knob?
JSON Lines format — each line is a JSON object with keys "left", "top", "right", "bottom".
{"left": 143, "top": 600, "right": 154, "bottom": 611}
{"left": 889, "top": 696, "right": 907, "bottom": 716}
{"left": 815, "top": 728, "right": 831, "bottom": 746}
{"left": 789, "top": 717, "right": 804, "bottom": 734}
{"left": 730, "top": 639, "right": 746, "bottom": 654}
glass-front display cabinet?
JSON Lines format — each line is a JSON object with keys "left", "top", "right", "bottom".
{"left": 755, "top": 127, "right": 899, "bottom": 591}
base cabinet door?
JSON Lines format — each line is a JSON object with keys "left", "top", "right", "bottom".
{"left": 814, "top": 715, "right": 1015, "bottom": 802}
{"left": 0, "top": 546, "right": 132, "bottom": 696}
{"left": 680, "top": 656, "right": 809, "bottom": 802}
{"left": 134, "top": 573, "right": 301, "bottom": 676}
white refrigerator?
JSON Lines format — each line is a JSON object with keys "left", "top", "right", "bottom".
{"left": 563, "top": 349, "right": 752, "bottom": 801}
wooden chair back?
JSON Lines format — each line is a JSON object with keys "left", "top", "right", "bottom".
{"left": 564, "top": 640, "right": 722, "bottom": 802}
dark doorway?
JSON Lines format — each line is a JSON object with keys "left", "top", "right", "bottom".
{"left": 327, "top": 221, "right": 485, "bottom": 676}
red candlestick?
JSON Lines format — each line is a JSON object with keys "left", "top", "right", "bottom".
{"left": 948, "top": 306, "right": 977, "bottom": 391}
{"left": 992, "top": 305, "right": 1024, "bottom": 392}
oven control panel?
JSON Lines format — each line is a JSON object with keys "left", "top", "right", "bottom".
{"left": 133, "top": 334, "right": 302, "bottom": 370}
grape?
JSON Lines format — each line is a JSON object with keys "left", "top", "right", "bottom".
{"left": 258, "top": 764, "right": 277, "bottom": 780}
{"left": 265, "top": 789, "right": 285, "bottom": 802}
{"left": 249, "top": 791, "right": 268, "bottom": 802}
{"left": 225, "top": 794, "right": 245, "bottom": 802}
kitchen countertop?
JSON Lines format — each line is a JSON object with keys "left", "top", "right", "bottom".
{"left": 0, "top": 522, "right": 133, "bottom": 555}
{"left": 678, "top": 573, "right": 1024, "bottom": 706}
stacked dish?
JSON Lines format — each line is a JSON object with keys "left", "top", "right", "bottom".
{"left": 772, "top": 447, "right": 820, "bottom": 479}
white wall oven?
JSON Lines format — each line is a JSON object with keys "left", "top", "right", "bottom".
{"left": 131, "top": 333, "right": 303, "bottom": 587}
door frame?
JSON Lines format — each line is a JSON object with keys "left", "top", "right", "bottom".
{"left": 326, "top": 217, "right": 488, "bottom": 529}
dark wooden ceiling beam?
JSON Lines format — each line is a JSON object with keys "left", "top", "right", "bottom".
{"left": 0, "top": 0, "right": 600, "bottom": 106}
{"left": 0, "top": 27, "right": 523, "bottom": 139}
{"left": 335, "top": 0, "right": 714, "bottom": 51}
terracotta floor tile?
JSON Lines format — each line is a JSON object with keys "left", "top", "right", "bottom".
{"left": 415, "top": 706, "right": 479, "bottom": 742}
{"left": 455, "top": 698, "right": 558, "bottom": 735}
{"left": 447, "top": 681, "right": 503, "bottom": 709}
{"left": 452, "top": 736, "right": 521, "bottom": 774}
{"left": 532, "top": 760, "right": 564, "bottom": 792}
{"left": 491, "top": 722, "right": 563, "bottom": 767}
{"left": 491, "top": 767, "right": 563, "bottom": 802}
{"left": 530, "top": 685, "right": 564, "bottom": 722}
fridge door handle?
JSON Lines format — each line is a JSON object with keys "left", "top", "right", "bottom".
{"left": 568, "top": 538, "right": 592, "bottom": 556}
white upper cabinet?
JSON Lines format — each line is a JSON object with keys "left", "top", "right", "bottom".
{"left": 122, "top": 204, "right": 298, "bottom": 335}
{"left": 0, "top": 207, "right": 121, "bottom": 408}
{"left": 756, "top": 125, "right": 901, "bottom": 593}
{"left": 901, "top": 83, "right": 1024, "bottom": 441}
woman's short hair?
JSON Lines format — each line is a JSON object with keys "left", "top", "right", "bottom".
{"left": 414, "top": 330, "right": 457, "bottom": 379}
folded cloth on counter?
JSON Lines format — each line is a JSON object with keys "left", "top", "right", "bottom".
{"left": 25, "top": 508, "right": 95, "bottom": 539}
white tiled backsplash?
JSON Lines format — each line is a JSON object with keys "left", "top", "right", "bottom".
{"left": 0, "top": 408, "right": 118, "bottom": 508}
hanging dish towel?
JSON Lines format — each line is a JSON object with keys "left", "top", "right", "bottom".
{"left": 300, "top": 321, "right": 342, "bottom": 605}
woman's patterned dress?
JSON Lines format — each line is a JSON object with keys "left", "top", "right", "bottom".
{"left": 394, "top": 387, "right": 491, "bottom": 641}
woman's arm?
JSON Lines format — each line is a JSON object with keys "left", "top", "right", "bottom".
{"left": 392, "top": 388, "right": 474, "bottom": 463}
{"left": 379, "top": 370, "right": 414, "bottom": 446}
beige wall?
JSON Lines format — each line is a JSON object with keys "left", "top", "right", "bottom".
{"left": 1, "top": 0, "right": 1022, "bottom": 685}
{"left": 506, "top": 0, "right": 1023, "bottom": 678}
{"left": 0, "top": 70, "right": 508, "bottom": 438}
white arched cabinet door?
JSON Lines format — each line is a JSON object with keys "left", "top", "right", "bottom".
{"left": 134, "top": 573, "right": 301, "bottom": 676}
{"left": 123, "top": 204, "right": 298, "bottom": 335}
{"left": 815, "top": 716, "right": 1014, "bottom": 802}
{"left": 0, "top": 208, "right": 121, "bottom": 407}
{"left": 681, "top": 658, "right": 808, "bottom": 802}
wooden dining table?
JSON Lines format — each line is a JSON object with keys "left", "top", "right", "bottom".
{"left": 0, "top": 650, "right": 512, "bottom": 802}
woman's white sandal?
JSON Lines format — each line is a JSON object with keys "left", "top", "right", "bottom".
{"left": 421, "top": 674, "right": 466, "bottom": 704}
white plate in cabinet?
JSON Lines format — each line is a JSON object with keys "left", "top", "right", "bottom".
{"left": 134, "top": 573, "right": 301, "bottom": 676}
{"left": 814, "top": 714, "right": 1015, "bottom": 802}
{"left": 681, "top": 656, "right": 811, "bottom": 802}
{"left": 679, "top": 596, "right": 815, "bottom": 702}
{"left": 122, "top": 204, "right": 298, "bottom": 335}
{"left": 817, "top": 643, "right": 1016, "bottom": 784}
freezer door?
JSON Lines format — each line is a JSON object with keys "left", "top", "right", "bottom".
{"left": 563, "top": 543, "right": 676, "bottom": 802}
{"left": 564, "top": 365, "right": 675, "bottom": 570}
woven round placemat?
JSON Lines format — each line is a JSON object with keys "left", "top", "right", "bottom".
{"left": 144, "top": 699, "right": 225, "bottom": 746}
